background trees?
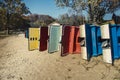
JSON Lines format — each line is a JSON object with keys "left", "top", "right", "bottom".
{"left": 0, "top": 0, "right": 119, "bottom": 32}
{"left": 0, "top": 0, "right": 56, "bottom": 32}
{"left": 29, "top": 14, "right": 56, "bottom": 27}
{"left": 0, "top": 0, "right": 30, "bottom": 31}
{"left": 55, "top": 0, "right": 120, "bottom": 24}
{"left": 58, "top": 13, "right": 85, "bottom": 25}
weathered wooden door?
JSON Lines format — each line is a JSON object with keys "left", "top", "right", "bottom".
{"left": 28, "top": 28, "right": 40, "bottom": 51}
{"left": 61, "top": 26, "right": 75, "bottom": 56}
{"left": 39, "top": 27, "right": 48, "bottom": 51}
{"left": 48, "top": 26, "right": 61, "bottom": 53}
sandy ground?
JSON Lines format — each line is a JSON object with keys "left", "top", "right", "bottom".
{"left": 0, "top": 34, "right": 120, "bottom": 80}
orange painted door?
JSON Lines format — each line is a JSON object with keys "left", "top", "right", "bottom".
{"left": 73, "top": 27, "right": 81, "bottom": 53}
{"left": 61, "top": 26, "right": 75, "bottom": 56}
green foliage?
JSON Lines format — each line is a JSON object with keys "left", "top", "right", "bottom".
{"left": 0, "top": 0, "right": 30, "bottom": 30}
{"left": 0, "top": 8, "right": 7, "bottom": 29}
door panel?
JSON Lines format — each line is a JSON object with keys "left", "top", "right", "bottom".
{"left": 85, "top": 24, "right": 92, "bottom": 60}
{"left": 29, "top": 28, "right": 40, "bottom": 51}
{"left": 61, "top": 26, "right": 75, "bottom": 56}
{"left": 97, "top": 27, "right": 102, "bottom": 55}
{"left": 48, "top": 26, "right": 61, "bottom": 53}
{"left": 73, "top": 27, "right": 81, "bottom": 53}
{"left": 110, "top": 25, "right": 118, "bottom": 59}
{"left": 39, "top": 27, "right": 48, "bottom": 51}
{"left": 91, "top": 27, "right": 97, "bottom": 56}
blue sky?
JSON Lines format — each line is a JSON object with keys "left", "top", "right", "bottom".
{"left": 24, "top": 0, "right": 69, "bottom": 18}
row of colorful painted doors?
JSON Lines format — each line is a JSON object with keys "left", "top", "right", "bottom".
{"left": 47, "top": 25, "right": 81, "bottom": 54}
{"left": 27, "top": 24, "right": 120, "bottom": 64}
{"left": 28, "top": 25, "right": 62, "bottom": 52}
{"left": 28, "top": 27, "right": 48, "bottom": 51}
{"left": 28, "top": 25, "right": 81, "bottom": 55}
{"left": 28, "top": 25, "right": 101, "bottom": 56}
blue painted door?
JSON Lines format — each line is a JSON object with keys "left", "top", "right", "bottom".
{"left": 86, "top": 25, "right": 102, "bottom": 59}
{"left": 110, "top": 24, "right": 119, "bottom": 60}
{"left": 117, "top": 25, "right": 120, "bottom": 59}
{"left": 91, "top": 26, "right": 97, "bottom": 56}
{"left": 85, "top": 24, "right": 92, "bottom": 60}
{"left": 97, "top": 27, "right": 102, "bottom": 55}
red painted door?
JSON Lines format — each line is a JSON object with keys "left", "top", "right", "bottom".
{"left": 61, "top": 26, "right": 75, "bottom": 56}
{"left": 73, "top": 26, "right": 81, "bottom": 53}
{"left": 39, "top": 27, "right": 48, "bottom": 51}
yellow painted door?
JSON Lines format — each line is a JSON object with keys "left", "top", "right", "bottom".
{"left": 29, "top": 28, "right": 40, "bottom": 51}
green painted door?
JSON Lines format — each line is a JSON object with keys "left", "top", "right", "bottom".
{"left": 48, "top": 26, "right": 61, "bottom": 53}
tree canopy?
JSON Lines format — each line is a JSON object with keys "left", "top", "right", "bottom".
{"left": 0, "top": 0, "right": 30, "bottom": 30}
{"left": 55, "top": 0, "right": 120, "bottom": 24}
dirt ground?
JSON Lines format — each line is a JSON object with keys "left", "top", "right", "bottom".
{"left": 0, "top": 34, "right": 120, "bottom": 80}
